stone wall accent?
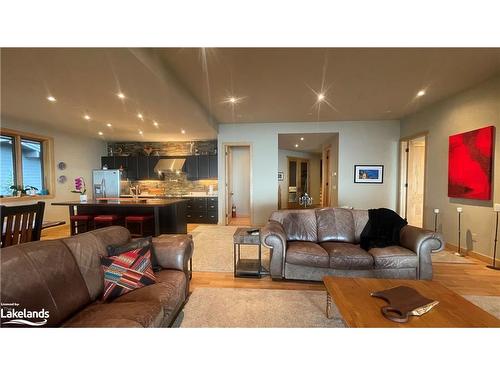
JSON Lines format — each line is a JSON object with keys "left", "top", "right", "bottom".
{"left": 107, "top": 140, "right": 217, "bottom": 157}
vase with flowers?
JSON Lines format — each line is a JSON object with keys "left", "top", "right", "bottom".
{"left": 71, "top": 177, "right": 87, "bottom": 202}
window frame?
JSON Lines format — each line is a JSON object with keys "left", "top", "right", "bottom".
{"left": 0, "top": 128, "right": 55, "bottom": 202}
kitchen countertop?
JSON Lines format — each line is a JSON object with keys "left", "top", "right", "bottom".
{"left": 52, "top": 198, "right": 188, "bottom": 207}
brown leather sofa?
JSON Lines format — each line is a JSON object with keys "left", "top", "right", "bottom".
{"left": 1, "top": 226, "right": 193, "bottom": 327}
{"left": 261, "top": 208, "right": 444, "bottom": 281}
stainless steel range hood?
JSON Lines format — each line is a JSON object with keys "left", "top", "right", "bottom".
{"left": 154, "top": 158, "right": 186, "bottom": 173}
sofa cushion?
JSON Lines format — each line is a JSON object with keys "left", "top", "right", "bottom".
{"left": 270, "top": 210, "right": 317, "bottom": 242}
{"left": 0, "top": 240, "right": 91, "bottom": 327}
{"left": 286, "top": 241, "right": 329, "bottom": 268}
{"left": 62, "top": 226, "right": 131, "bottom": 301}
{"left": 101, "top": 248, "right": 156, "bottom": 302}
{"left": 369, "top": 246, "right": 418, "bottom": 269}
{"left": 316, "top": 208, "right": 355, "bottom": 243}
{"left": 321, "top": 242, "right": 374, "bottom": 270}
{"left": 115, "top": 270, "right": 187, "bottom": 319}
{"left": 62, "top": 301, "right": 163, "bottom": 328}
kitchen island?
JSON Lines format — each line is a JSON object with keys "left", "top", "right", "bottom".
{"left": 52, "top": 198, "right": 188, "bottom": 236}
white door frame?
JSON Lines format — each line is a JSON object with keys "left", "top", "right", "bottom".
{"left": 222, "top": 143, "right": 253, "bottom": 225}
{"left": 398, "top": 132, "right": 428, "bottom": 228}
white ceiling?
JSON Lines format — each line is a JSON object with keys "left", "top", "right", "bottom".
{"left": 1, "top": 48, "right": 217, "bottom": 141}
{"left": 2, "top": 48, "right": 500, "bottom": 141}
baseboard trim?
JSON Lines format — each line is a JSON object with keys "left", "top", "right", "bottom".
{"left": 445, "top": 242, "right": 497, "bottom": 265}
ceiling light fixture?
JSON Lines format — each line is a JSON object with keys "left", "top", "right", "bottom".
{"left": 416, "top": 90, "right": 426, "bottom": 97}
{"left": 317, "top": 93, "right": 325, "bottom": 102}
{"left": 106, "top": 123, "right": 112, "bottom": 128}
{"left": 300, "top": 137, "right": 304, "bottom": 141}
{"left": 138, "top": 130, "right": 143, "bottom": 135}
{"left": 98, "top": 131, "right": 103, "bottom": 136}
{"left": 295, "top": 144, "right": 299, "bottom": 148}
{"left": 137, "top": 113, "right": 143, "bottom": 120}
{"left": 83, "top": 114, "right": 91, "bottom": 121}
{"left": 117, "top": 92, "right": 126, "bottom": 99}
{"left": 47, "top": 96, "right": 57, "bottom": 102}
{"left": 153, "top": 121, "right": 159, "bottom": 127}
{"left": 181, "top": 129, "right": 186, "bottom": 134}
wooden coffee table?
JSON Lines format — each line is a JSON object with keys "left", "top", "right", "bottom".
{"left": 323, "top": 276, "right": 500, "bottom": 328}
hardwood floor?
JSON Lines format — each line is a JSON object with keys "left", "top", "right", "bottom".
{"left": 228, "top": 216, "right": 251, "bottom": 226}
{"left": 41, "top": 225, "right": 500, "bottom": 296}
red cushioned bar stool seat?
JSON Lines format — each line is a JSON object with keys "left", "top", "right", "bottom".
{"left": 69, "top": 215, "right": 94, "bottom": 235}
{"left": 93, "top": 215, "right": 121, "bottom": 229}
{"left": 125, "top": 215, "right": 154, "bottom": 238}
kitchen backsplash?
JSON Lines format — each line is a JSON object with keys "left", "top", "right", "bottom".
{"left": 132, "top": 172, "right": 218, "bottom": 196}
{"left": 108, "top": 140, "right": 217, "bottom": 157}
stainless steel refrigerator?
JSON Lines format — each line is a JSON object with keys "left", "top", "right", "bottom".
{"left": 92, "top": 169, "right": 126, "bottom": 198}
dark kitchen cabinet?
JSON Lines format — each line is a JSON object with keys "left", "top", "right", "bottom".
{"left": 148, "top": 156, "right": 161, "bottom": 180}
{"left": 101, "top": 156, "right": 115, "bottom": 169}
{"left": 209, "top": 155, "right": 218, "bottom": 178}
{"left": 127, "top": 157, "right": 138, "bottom": 180}
{"left": 136, "top": 156, "right": 150, "bottom": 180}
{"left": 185, "top": 197, "right": 218, "bottom": 224}
{"left": 197, "top": 155, "right": 210, "bottom": 179}
{"left": 183, "top": 156, "right": 199, "bottom": 181}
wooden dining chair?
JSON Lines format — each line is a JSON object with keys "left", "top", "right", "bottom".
{"left": 1, "top": 201, "right": 45, "bottom": 248}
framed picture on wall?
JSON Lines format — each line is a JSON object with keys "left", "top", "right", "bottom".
{"left": 354, "top": 165, "right": 384, "bottom": 183}
{"left": 278, "top": 171, "right": 284, "bottom": 181}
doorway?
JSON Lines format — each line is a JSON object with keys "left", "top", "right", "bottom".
{"left": 399, "top": 135, "right": 427, "bottom": 227}
{"left": 225, "top": 145, "right": 251, "bottom": 226}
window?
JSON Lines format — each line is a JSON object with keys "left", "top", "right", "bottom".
{"left": 0, "top": 129, "right": 54, "bottom": 199}
{"left": 0, "top": 135, "right": 16, "bottom": 196}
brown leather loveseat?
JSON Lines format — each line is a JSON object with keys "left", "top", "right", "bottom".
{"left": 1, "top": 226, "right": 193, "bottom": 327}
{"left": 261, "top": 208, "right": 444, "bottom": 281}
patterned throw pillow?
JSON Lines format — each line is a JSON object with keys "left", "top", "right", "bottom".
{"left": 100, "top": 247, "right": 156, "bottom": 302}
{"left": 107, "top": 237, "right": 161, "bottom": 272}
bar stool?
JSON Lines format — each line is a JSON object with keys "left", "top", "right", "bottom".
{"left": 94, "top": 215, "right": 121, "bottom": 229}
{"left": 125, "top": 215, "right": 154, "bottom": 238}
{"left": 69, "top": 215, "right": 94, "bottom": 235}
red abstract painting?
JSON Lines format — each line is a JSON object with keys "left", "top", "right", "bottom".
{"left": 448, "top": 126, "right": 494, "bottom": 200}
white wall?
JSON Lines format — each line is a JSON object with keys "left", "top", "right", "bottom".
{"left": 230, "top": 146, "right": 251, "bottom": 216}
{"left": 401, "top": 74, "right": 500, "bottom": 258}
{"left": 218, "top": 121, "right": 400, "bottom": 225}
{"left": 1, "top": 118, "right": 107, "bottom": 222}
{"left": 278, "top": 149, "right": 321, "bottom": 208}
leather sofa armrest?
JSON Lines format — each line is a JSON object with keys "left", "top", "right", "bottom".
{"left": 400, "top": 225, "right": 444, "bottom": 280}
{"left": 261, "top": 220, "right": 287, "bottom": 279}
{"left": 152, "top": 234, "right": 194, "bottom": 274}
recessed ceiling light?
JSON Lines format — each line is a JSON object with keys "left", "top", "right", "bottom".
{"left": 117, "top": 92, "right": 126, "bottom": 99}
{"left": 47, "top": 96, "right": 57, "bottom": 102}
{"left": 295, "top": 144, "right": 299, "bottom": 148}
{"left": 138, "top": 130, "right": 143, "bottom": 135}
{"left": 229, "top": 97, "right": 237, "bottom": 103}
{"left": 137, "top": 113, "right": 143, "bottom": 120}
{"left": 317, "top": 93, "right": 325, "bottom": 101}
{"left": 300, "top": 137, "right": 304, "bottom": 141}
{"left": 83, "top": 114, "right": 91, "bottom": 121}
{"left": 106, "top": 123, "right": 112, "bottom": 127}
{"left": 416, "top": 90, "right": 426, "bottom": 97}
{"left": 181, "top": 129, "right": 186, "bottom": 134}
{"left": 153, "top": 121, "right": 159, "bottom": 127}
{"left": 98, "top": 131, "right": 103, "bottom": 136}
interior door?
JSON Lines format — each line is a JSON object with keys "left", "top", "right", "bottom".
{"left": 399, "top": 136, "right": 426, "bottom": 227}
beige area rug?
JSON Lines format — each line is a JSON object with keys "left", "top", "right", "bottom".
{"left": 431, "top": 250, "right": 475, "bottom": 264}
{"left": 190, "top": 225, "right": 270, "bottom": 272}
{"left": 173, "top": 288, "right": 345, "bottom": 328}
{"left": 463, "top": 295, "right": 500, "bottom": 319}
